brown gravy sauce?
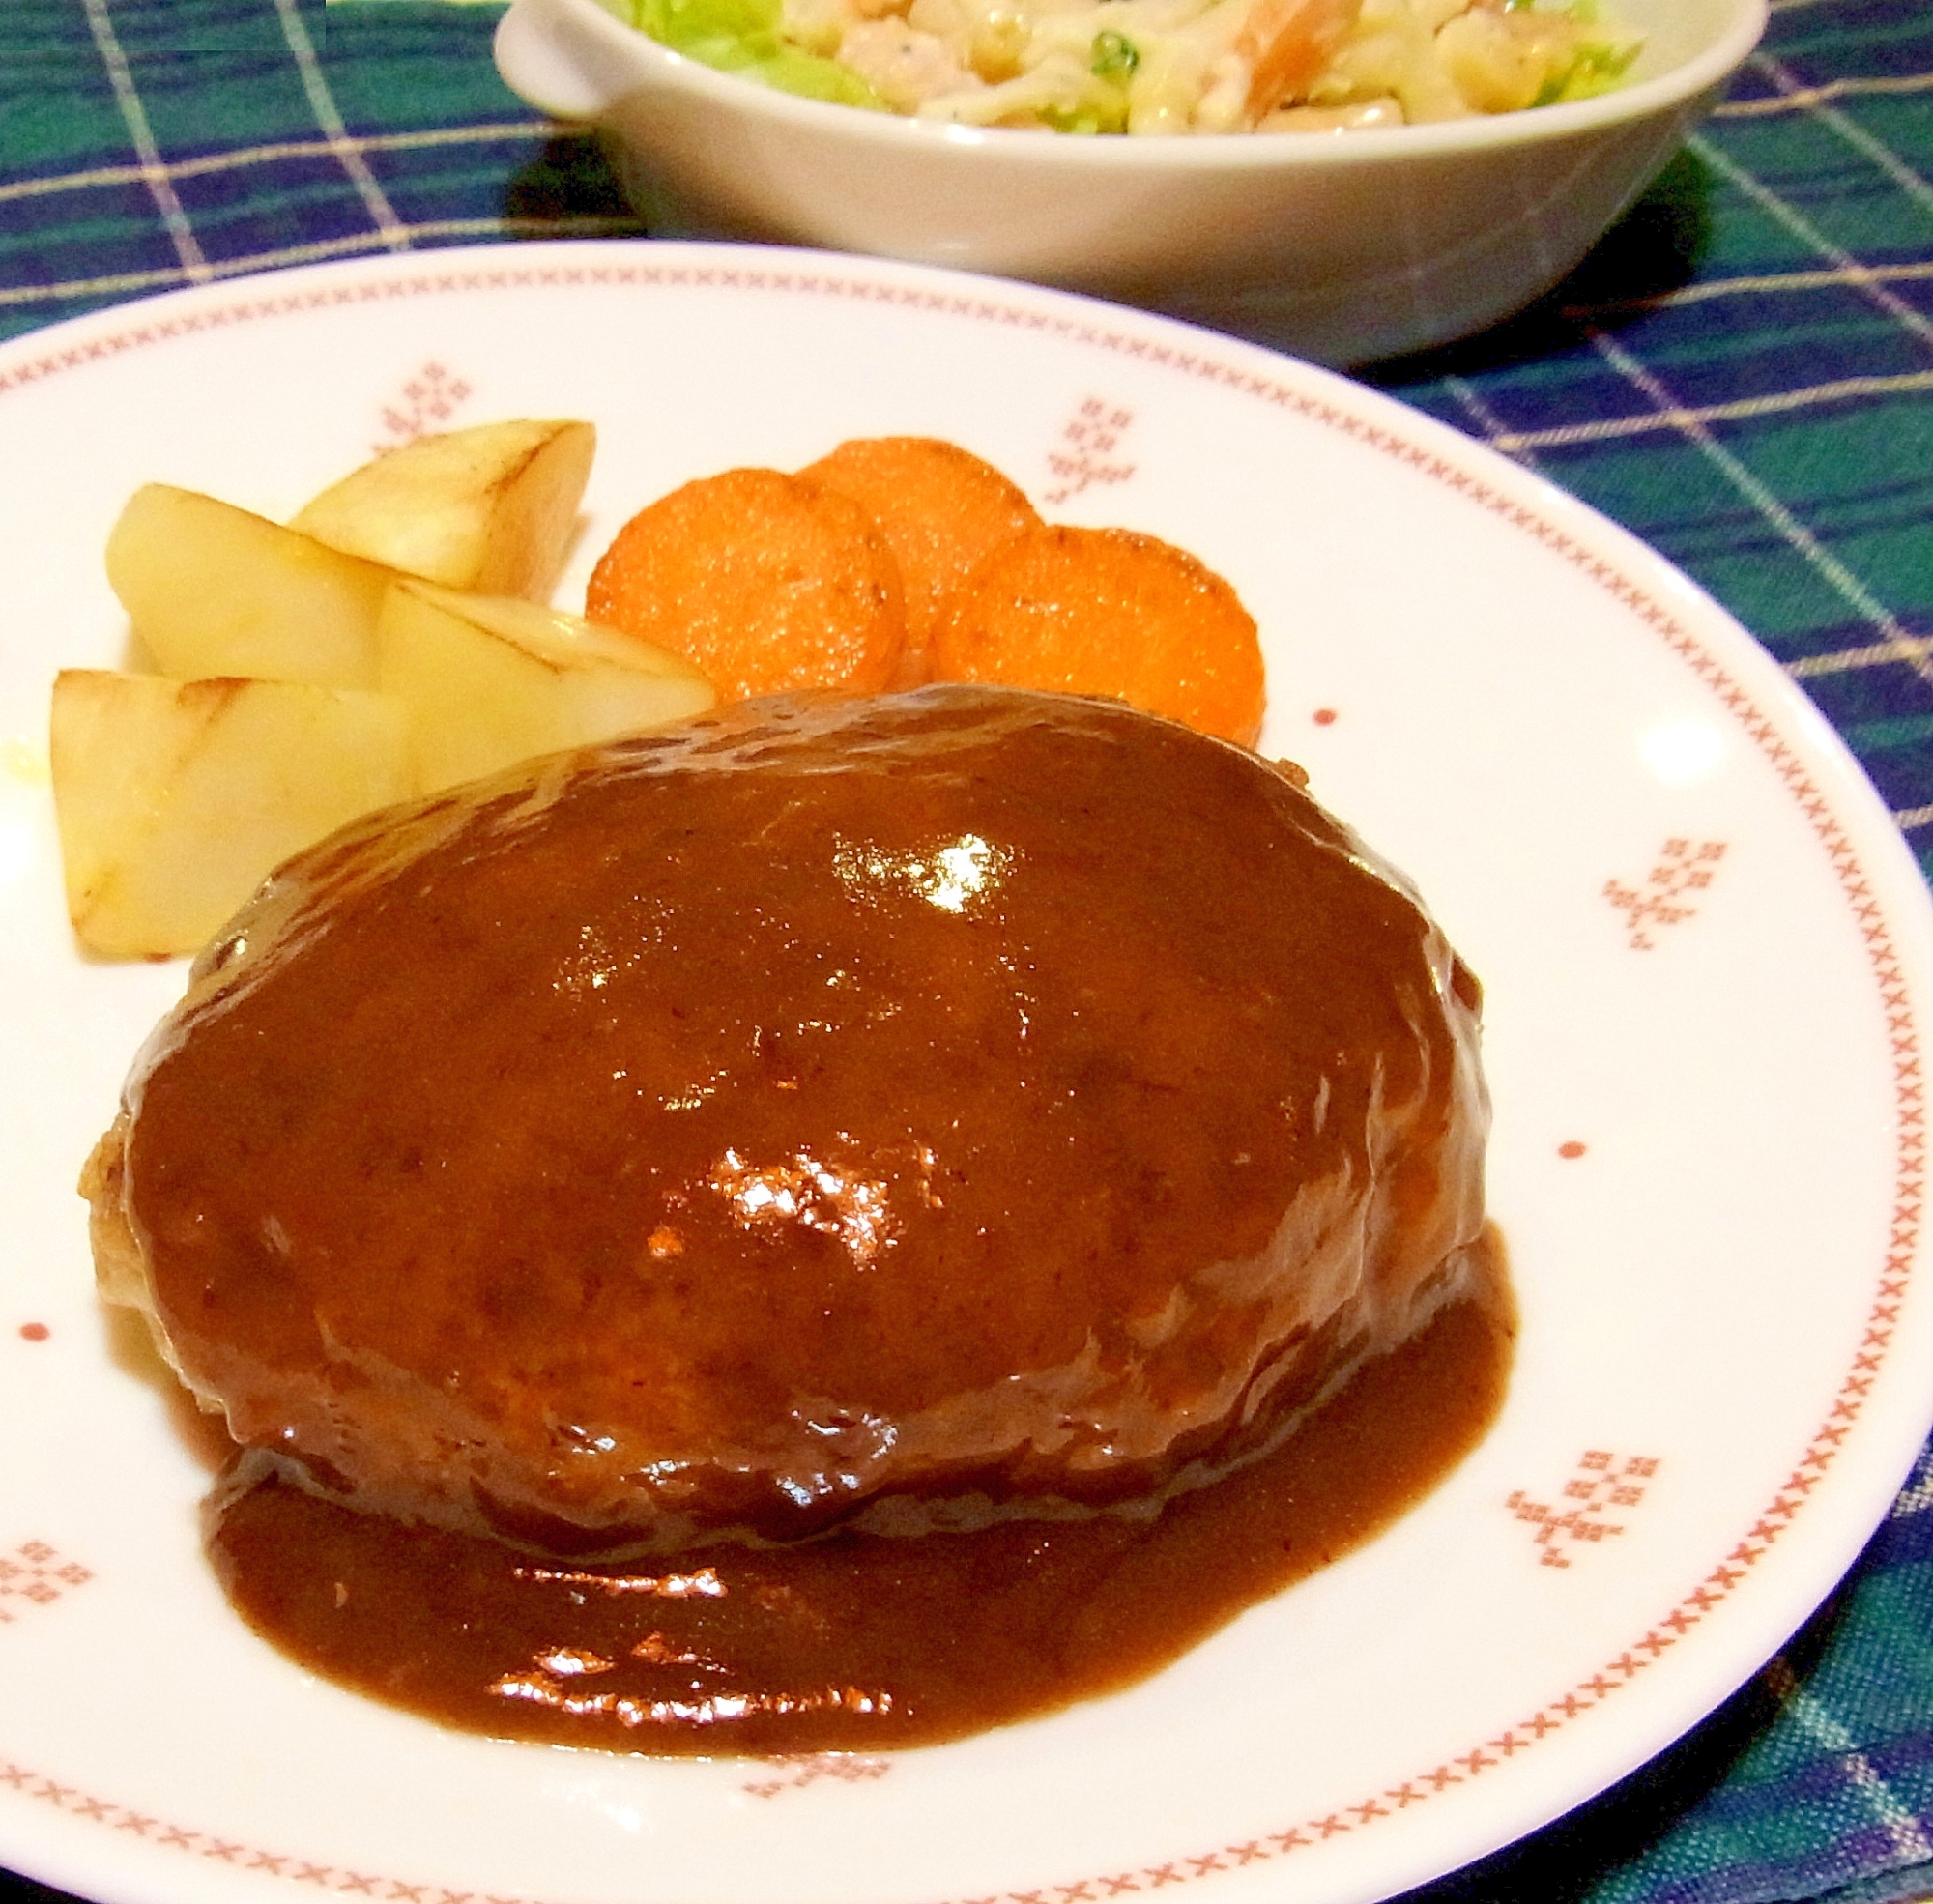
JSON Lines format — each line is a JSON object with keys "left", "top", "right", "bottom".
{"left": 206, "top": 1228, "right": 1511, "bottom": 1756}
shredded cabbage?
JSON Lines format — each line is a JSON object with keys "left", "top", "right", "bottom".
{"left": 614, "top": 0, "right": 890, "bottom": 106}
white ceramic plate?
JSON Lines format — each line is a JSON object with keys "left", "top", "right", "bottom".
{"left": 4, "top": 242, "right": 1932, "bottom": 1904}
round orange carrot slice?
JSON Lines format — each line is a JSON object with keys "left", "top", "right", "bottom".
{"left": 930, "top": 524, "right": 1266, "bottom": 747}
{"left": 798, "top": 437, "right": 1041, "bottom": 687}
{"left": 586, "top": 467, "right": 906, "bottom": 702}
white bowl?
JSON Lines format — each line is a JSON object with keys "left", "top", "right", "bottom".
{"left": 495, "top": 0, "right": 1766, "bottom": 364}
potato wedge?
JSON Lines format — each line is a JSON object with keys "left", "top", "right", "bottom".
{"left": 377, "top": 580, "right": 716, "bottom": 794}
{"left": 291, "top": 420, "right": 595, "bottom": 600}
{"left": 50, "top": 669, "right": 411, "bottom": 959}
{"left": 106, "top": 484, "right": 392, "bottom": 688}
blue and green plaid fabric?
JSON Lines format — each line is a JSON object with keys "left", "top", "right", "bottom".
{"left": 2, "top": 3, "right": 1931, "bottom": 1899}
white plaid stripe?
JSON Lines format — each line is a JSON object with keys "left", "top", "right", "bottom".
{"left": 1460, "top": 370, "right": 1933, "bottom": 456}
{"left": 1586, "top": 320, "right": 1928, "bottom": 675}
{"left": 1689, "top": 130, "right": 1933, "bottom": 353}
{"left": 1888, "top": 1450, "right": 1933, "bottom": 1517}
{"left": 1441, "top": 373, "right": 1544, "bottom": 472}
{"left": 274, "top": 0, "right": 411, "bottom": 247}
{"left": 0, "top": 211, "right": 641, "bottom": 310}
{"left": 79, "top": 0, "right": 212, "bottom": 279}
{"left": 0, "top": 122, "right": 569, "bottom": 205}
{"left": 1745, "top": 48, "right": 1933, "bottom": 217}
{"left": 1797, "top": 637, "right": 1933, "bottom": 683}
{"left": 1717, "top": 69, "right": 1933, "bottom": 116}
{"left": 1765, "top": 1655, "right": 1933, "bottom": 1871}
{"left": 1564, "top": 260, "right": 1933, "bottom": 324}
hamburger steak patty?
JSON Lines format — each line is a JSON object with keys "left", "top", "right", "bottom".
{"left": 86, "top": 684, "right": 1488, "bottom": 1556}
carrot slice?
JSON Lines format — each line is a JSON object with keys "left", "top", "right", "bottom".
{"left": 586, "top": 468, "right": 906, "bottom": 701}
{"left": 797, "top": 437, "right": 1042, "bottom": 687}
{"left": 929, "top": 524, "right": 1266, "bottom": 747}
{"left": 1238, "top": 0, "right": 1362, "bottom": 121}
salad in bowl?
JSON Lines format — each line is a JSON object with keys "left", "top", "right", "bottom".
{"left": 602, "top": 0, "right": 1640, "bottom": 136}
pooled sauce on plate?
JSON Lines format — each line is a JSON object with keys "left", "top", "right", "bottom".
{"left": 208, "top": 1233, "right": 1510, "bottom": 1753}
{"left": 91, "top": 685, "right": 1507, "bottom": 1753}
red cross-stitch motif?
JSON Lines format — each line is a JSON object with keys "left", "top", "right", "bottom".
{"left": 1508, "top": 1452, "right": 1659, "bottom": 1569}
{"left": 740, "top": 1752, "right": 893, "bottom": 1800}
{"left": 375, "top": 362, "right": 473, "bottom": 451}
{"left": 1604, "top": 839, "right": 1727, "bottom": 949}
{"left": 1044, "top": 397, "right": 1136, "bottom": 505}
{"left": 0, "top": 1541, "right": 92, "bottom": 1622}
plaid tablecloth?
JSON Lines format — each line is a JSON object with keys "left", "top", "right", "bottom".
{"left": 2, "top": 2, "right": 1931, "bottom": 1900}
